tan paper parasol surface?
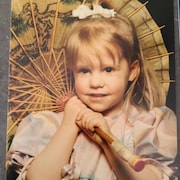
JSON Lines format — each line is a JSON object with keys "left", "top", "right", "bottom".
{"left": 7, "top": 0, "right": 172, "bottom": 145}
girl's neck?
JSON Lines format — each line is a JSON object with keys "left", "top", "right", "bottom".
{"left": 102, "top": 103, "right": 124, "bottom": 117}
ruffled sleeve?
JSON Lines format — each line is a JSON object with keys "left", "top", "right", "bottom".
{"left": 133, "top": 106, "right": 177, "bottom": 178}
{"left": 7, "top": 110, "right": 63, "bottom": 180}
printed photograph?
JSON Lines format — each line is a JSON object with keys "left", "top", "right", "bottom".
{"left": 5, "top": 0, "right": 179, "bottom": 179}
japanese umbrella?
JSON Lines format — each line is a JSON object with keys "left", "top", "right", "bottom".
{"left": 7, "top": 0, "right": 172, "bottom": 171}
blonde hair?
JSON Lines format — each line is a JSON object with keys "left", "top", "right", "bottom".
{"left": 63, "top": 14, "right": 166, "bottom": 111}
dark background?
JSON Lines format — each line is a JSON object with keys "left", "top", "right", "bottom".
{"left": 0, "top": 0, "right": 179, "bottom": 179}
{"left": 139, "top": 0, "right": 176, "bottom": 112}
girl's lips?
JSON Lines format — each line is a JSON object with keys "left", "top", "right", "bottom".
{"left": 87, "top": 94, "right": 108, "bottom": 101}
{"left": 89, "top": 94, "right": 107, "bottom": 97}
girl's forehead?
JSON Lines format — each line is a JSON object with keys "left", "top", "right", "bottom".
{"left": 74, "top": 42, "right": 123, "bottom": 67}
{"left": 75, "top": 50, "right": 121, "bottom": 68}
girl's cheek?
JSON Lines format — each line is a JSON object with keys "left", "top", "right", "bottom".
{"left": 75, "top": 79, "right": 86, "bottom": 91}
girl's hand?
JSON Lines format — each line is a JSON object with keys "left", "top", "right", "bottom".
{"left": 62, "top": 96, "right": 87, "bottom": 131}
{"left": 76, "top": 109, "right": 113, "bottom": 146}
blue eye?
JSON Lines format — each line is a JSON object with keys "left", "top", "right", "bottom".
{"left": 79, "top": 68, "right": 90, "bottom": 74}
{"left": 104, "top": 67, "right": 114, "bottom": 72}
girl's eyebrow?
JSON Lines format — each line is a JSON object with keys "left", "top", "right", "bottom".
{"left": 101, "top": 62, "right": 120, "bottom": 67}
{"left": 75, "top": 63, "right": 89, "bottom": 67}
{"left": 74, "top": 64, "right": 91, "bottom": 70}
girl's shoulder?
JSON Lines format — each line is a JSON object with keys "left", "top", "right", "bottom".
{"left": 9, "top": 110, "right": 64, "bottom": 156}
{"left": 15, "top": 110, "right": 64, "bottom": 136}
{"left": 151, "top": 106, "right": 176, "bottom": 119}
{"left": 130, "top": 105, "right": 176, "bottom": 126}
{"left": 149, "top": 106, "right": 177, "bottom": 133}
{"left": 133, "top": 106, "right": 178, "bottom": 177}
{"left": 133, "top": 105, "right": 177, "bottom": 151}
{"left": 149, "top": 106, "right": 177, "bottom": 128}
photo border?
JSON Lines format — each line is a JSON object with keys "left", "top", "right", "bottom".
{"left": 174, "top": 0, "right": 180, "bottom": 177}
{"left": 0, "top": 0, "right": 179, "bottom": 179}
{"left": 0, "top": 0, "right": 11, "bottom": 179}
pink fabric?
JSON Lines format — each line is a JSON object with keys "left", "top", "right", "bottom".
{"left": 7, "top": 106, "right": 177, "bottom": 179}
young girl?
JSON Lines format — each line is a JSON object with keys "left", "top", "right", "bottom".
{"left": 7, "top": 4, "right": 177, "bottom": 180}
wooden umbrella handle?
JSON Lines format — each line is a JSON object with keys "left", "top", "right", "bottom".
{"left": 95, "top": 127, "right": 145, "bottom": 172}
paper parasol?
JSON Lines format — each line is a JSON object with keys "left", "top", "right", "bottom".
{"left": 7, "top": 0, "right": 172, "bottom": 172}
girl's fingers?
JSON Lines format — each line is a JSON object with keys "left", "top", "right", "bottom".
{"left": 76, "top": 108, "right": 92, "bottom": 121}
{"left": 76, "top": 111, "right": 103, "bottom": 133}
{"left": 84, "top": 129, "right": 95, "bottom": 137}
{"left": 65, "top": 96, "right": 87, "bottom": 115}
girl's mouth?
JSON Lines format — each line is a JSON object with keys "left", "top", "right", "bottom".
{"left": 87, "top": 94, "right": 108, "bottom": 101}
{"left": 89, "top": 94, "right": 107, "bottom": 97}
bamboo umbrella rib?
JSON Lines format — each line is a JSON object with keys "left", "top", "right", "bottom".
{"left": 48, "top": 49, "right": 67, "bottom": 91}
{"left": 82, "top": 0, "right": 86, "bottom": 4}
{"left": 9, "top": 83, "right": 60, "bottom": 100}
{"left": 62, "top": 50, "right": 70, "bottom": 92}
{"left": 10, "top": 74, "right": 43, "bottom": 84}
{"left": 28, "top": 0, "right": 64, "bottom": 91}
{"left": 50, "top": 0, "right": 60, "bottom": 49}
{"left": 9, "top": 83, "right": 51, "bottom": 101}
{"left": 8, "top": 88, "right": 40, "bottom": 115}
{"left": 9, "top": 99, "right": 53, "bottom": 105}
{"left": 145, "top": 52, "right": 174, "bottom": 61}
{"left": 11, "top": 29, "right": 62, "bottom": 96}
{"left": 44, "top": 53, "right": 57, "bottom": 84}
{"left": 8, "top": 86, "right": 38, "bottom": 102}
{"left": 51, "top": 48, "right": 70, "bottom": 92}
{"left": 9, "top": 105, "right": 59, "bottom": 114}
{"left": 10, "top": 28, "right": 34, "bottom": 64}
{"left": 36, "top": 52, "right": 65, "bottom": 95}
{"left": 9, "top": 81, "right": 57, "bottom": 103}
{"left": 8, "top": 89, "right": 59, "bottom": 134}
{"left": 31, "top": 90, "right": 50, "bottom": 110}
{"left": 37, "top": 50, "right": 64, "bottom": 93}
{"left": 9, "top": 85, "right": 40, "bottom": 91}
{"left": 9, "top": 82, "right": 63, "bottom": 130}
{"left": 127, "top": 1, "right": 149, "bottom": 18}
{"left": 10, "top": 74, "right": 69, "bottom": 94}
{"left": 9, "top": 75, "right": 42, "bottom": 85}
{"left": 10, "top": 57, "right": 49, "bottom": 91}
{"left": 59, "top": 59, "right": 70, "bottom": 92}
{"left": 47, "top": 50, "right": 70, "bottom": 94}
{"left": 27, "top": 0, "right": 70, "bottom": 91}
{"left": 160, "top": 80, "right": 175, "bottom": 83}
{"left": 55, "top": 48, "right": 72, "bottom": 92}
{"left": 10, "top": 57, "right": 61, "bottom": 96}
{"left": 139, "top": 26, "right": 165, "bottom": 40}
{"left": 7, "top": 119, "right": 20, "bottom": 135}
{"left": 8, "top": 88, "right": 51, "bottom": 103}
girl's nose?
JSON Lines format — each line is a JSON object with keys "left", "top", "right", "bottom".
{"left": 89, "top": 73, "right": 104, "bottom": 88}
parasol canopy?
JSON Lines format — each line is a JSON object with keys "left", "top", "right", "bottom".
{"left": 7, "top": 0, "right": 172, "bottom": 138}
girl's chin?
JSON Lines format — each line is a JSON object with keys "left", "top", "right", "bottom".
{"left": 79, "top": 98, "right": 112, "bottom": 113}
{"left": 86, "top": 105, "right": 108, "bottom": 113}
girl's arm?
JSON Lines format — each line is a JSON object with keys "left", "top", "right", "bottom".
{"left": 76, "top": 109, "right": 163, "bottom": 180}
{"left": 26, "top": 96, "right": 87, "bottom": 180}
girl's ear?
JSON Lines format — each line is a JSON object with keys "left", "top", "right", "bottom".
{"left": 128, "top": 60, "right": 140, "bottom": 81}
